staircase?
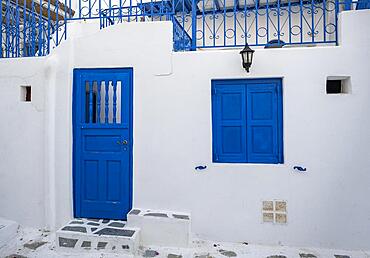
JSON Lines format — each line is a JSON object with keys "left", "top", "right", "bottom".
{"left": 56, "top": 208, "right": 191, "bottom": 254}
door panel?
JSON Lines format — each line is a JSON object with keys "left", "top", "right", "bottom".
{"left": 73, "top": 68, "right": 133, "bottom": 220}
{"left": 247, "top": 83, "right": 279, "bottom": 163}
{"left": 212, "top": 84, "right": 247, "bottom": 162}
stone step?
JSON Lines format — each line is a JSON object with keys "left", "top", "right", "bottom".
{"left": 56, "top": 218, "right": 140, "bottom": 254}
{"left": 127, "top": 208, "right": 191, "bottom": 248}
{"left": 0, "top": 217, "right": 19, "bottom": 249}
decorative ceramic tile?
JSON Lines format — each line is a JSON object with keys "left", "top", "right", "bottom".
{"left": 263, "top": 212, "right": 274, "bottom": 223}
{"left": 263, "top": 201, "right": 274, "bottom": 211}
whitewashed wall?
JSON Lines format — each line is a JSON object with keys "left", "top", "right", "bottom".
{"left": 0, "top": 58, "right": 47, "bottom": 228}
{"left": 0, "top": 9, "right": 369, "bottom": 251}
{"left": 133, "top": 11, "right": 370, "bottom": 250}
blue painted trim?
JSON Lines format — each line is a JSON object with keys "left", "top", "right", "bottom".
{"left": 72, "top": 67, "right": 134, "bottom": 219}
{"left": 277, "top": 79, "right": 284, "bottom": 164}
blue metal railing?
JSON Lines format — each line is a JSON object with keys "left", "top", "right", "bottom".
{"left": 1, "top": 0, "right": 74, "bottom": 58}
{"left": 98, "top": 0, "right": 340, "bottom": 50}
{"left": 1, "top": 0, "right": 369, "bottom": 58}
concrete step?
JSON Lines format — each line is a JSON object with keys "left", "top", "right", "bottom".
{"left": 0, "top": 217, "right": 19, "bottom": 249}
{"left": 56, "top": 218, "right": 140, "bottom": 254}
{"left": 127, "top": 208, "right": 191, "bottom": 248}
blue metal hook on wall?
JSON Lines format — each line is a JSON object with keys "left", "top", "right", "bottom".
{"left": 195, "top": 165, "right": 207, "bottom": 171}
{"left": 293, "top": 166, "right": 307, "bottom": 172}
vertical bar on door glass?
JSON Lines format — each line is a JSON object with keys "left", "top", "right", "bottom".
{"left": 97, "top": 81, "right": 101, "bottom": 123}
{"left": 89, "top": 81, "right": 93, "bottom": 123}
{"left": 112, "top": 81, "right": 117, "bottom": 123}
{"left": 105, "top": 81, "right": 109, "bottom": 123}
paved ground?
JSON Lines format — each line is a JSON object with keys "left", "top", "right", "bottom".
{"left": 0, "top": 226, "right": 369, "bottom": 258}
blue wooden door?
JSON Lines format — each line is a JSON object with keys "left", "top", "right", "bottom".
{"left": 73, "top": 68, "right": 133, "bottom": 220}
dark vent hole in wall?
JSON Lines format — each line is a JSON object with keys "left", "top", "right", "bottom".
{"left": 20, "top": 86, "right": 32, "bottom": 102}
{"left": 326, "top": 80, "right": 342, "bottom": 94}
{"left": 326, "top": 77, "right": 351, "bottom": 94}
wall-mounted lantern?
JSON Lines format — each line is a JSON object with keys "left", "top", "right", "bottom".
{"left": 240, "top": 43, "right": 255, "bottom": 72}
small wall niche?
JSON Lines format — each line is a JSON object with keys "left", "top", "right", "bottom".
{"left": 326, "top": 76, "right": 351, "bottom": 94}
{"left": 20, "top": 86, "right": 32, "bottom": 102}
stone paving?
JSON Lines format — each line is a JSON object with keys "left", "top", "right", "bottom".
{"left": 1, "top": 226, "right": 370, "bottom": 258}
{"left": 56, "top": 218, "right": 140, "bottom": 253}
{"left": 61, "top": 218, "right": 128, "bottom": 236}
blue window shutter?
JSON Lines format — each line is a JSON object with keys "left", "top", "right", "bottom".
{"left": 212, "top": 83, "right": 247, "bottom": 162}
{"left": 246, "top": 81, "right": 281, "bottom": 163}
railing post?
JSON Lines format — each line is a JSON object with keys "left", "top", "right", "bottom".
{"left": 0, "top": 0, "right": 2, "bottom": 58}
{"left": 191, "top": 0, "right": 197, "bottom": 51}
{"left": 335, "top": 0, "right": 339, "bottom": 45}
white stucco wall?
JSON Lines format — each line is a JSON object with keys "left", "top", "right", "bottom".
{"left": 0, "top": 9, "right": 369, "bottom": 251}
{"left": 133, "top": 11, "right": 370, "bottom": 250}
{"left": 0, "top": 57, "right": 47, "bottom": 228}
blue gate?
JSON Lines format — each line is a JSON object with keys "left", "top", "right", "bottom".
{"left": 73, "top": 68, "right": 133, "bottom": 220}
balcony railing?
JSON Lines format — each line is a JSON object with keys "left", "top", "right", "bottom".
{"left": 1, "top": 0, "right": 369, "bottom": 58}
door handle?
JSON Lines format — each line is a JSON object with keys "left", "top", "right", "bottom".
{"left": 116, "top": 140, "right": 128, "bottom": 145}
